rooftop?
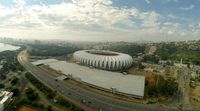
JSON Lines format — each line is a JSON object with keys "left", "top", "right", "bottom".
{"left": 0, "top": 91, "right": 13, "bottom": 105}
{"left": 33, "top": 59, "right": 145, "bottom": 98}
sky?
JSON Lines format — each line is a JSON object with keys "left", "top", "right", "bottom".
{"left": 0, "top": 0, "right": 200, "bottom": 42}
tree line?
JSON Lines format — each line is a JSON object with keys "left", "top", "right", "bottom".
{"left": 29, "top": 44, "right": 81, "bottom": 56}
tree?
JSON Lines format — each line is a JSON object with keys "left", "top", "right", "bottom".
{"left": 10, "top": 77, "right": 19, "bottom": 85}
{"left": 25, "top": 88, "right": 39, "bottom": 101}
{"left": 138, "top": 63, "right": 145, "bottom": 69}
{"left": 11, "top": 88, "right": 20, "bottom": 97}
{"left": 47, "top": 105, "right": 53, "bottom": 111}
{"left": 30, "top": 44, "right": 80, "bottom": 56}
{"left": 148, "top": 86, "right": 157, "bottom": 97}
{"left": 0, "top": 84, "right": 5, "bottom": 89}
{"left": 0, "top": 74, "right": 6, "bottom": 80}
{"left": 157, "top": 78, "right": 178, "bottom": 96}
{"left": 147, "top": 78, "right": 178, "bottom": 97}
{"left": 143, "top": 55, "right": 159, "bottom": 64}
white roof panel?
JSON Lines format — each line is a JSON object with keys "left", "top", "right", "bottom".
{"left": 34, "top": 59, "right": 145, "bottom": 98}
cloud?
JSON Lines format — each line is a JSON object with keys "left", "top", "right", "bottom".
{"left": 145, "top": 0, "right": 151, "bottom": 4}
{"left": 168, "top": 14, "right": 190, "bottom": 22}
{"left": 161, "top": 0, "right": 179, "bottom": 3}
{"left": 167, "top": 30, "right": 173, "bottom": 35}
{"left": 12, "top": 0, "right": 26, "bottom": 9}
{"left": 170, "top": 0, "right": 179, "bottom": 2}
{"left": 0, "top": 0, "right": 160, "bottom": 30}
{"left": 163, "top": 22, "right": 172, "bottom": 26}
{"left": 0, "top": 0, "right": 199, "bottom": 42}
{"left": 179, "top": 4, "right": 195, "bottom": 11}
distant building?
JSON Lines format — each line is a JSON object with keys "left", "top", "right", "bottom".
{"left": 0, "top": 90, "right": 13, "bottom": 111}
{"left": 145, "top": 45, "right": 157, "bottom": 55}
{"left": 142, "top": 62, "right": 165, "bottom": 73}
{"left": 174, "top": 63, "right": 187, "bottom": 68}
{"left": 158, "top": 60, "right": 173, "bottom": 65}
{"left": 0, "top": 60, "right": 6, "bottom": 65}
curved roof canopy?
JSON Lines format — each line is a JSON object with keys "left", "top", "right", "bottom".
{"left": 73, "top": 50, "right": 133, "bottom": 71}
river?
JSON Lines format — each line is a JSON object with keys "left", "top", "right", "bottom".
{"left": 0, "top": 43, "right": 20, "bottom": 52}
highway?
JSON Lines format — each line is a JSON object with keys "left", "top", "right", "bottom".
{"left": 18, "top": 50, "right": 178, "bottom": 111}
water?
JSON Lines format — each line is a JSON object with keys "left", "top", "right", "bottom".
{"left": 0, "top": 43, "right": 20, "bottom": 52}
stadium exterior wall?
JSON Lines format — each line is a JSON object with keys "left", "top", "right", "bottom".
{"left": 73, "top": 50, "right": 133, "bottom": 71}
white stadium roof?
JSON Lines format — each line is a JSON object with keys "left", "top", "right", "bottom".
{"left": 73, "top": 50, "right": 133, "bottom": 71}
{"left": 32, "top": 59, "right": 145, "bottom": 98}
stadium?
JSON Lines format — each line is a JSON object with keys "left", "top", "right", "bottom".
{"left": 32, "top": 50, "right": 145, "bottom": 98}
{"left": 73, "top": 50, "right": 133, "bottom": 71}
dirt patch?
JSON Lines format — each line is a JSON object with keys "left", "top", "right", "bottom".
{"left": 164, "top": 66, "right": 177, "bottom": 78}
{"left": 18, "top": 106, "right": 38, "bottom": 111}
{"left": 190, "top": 86, "right": 200, "bottom": 108}
{"left": 191, "top": 86, "right": 200, "bottom": 97}
{"left": 145, "top": 73, "right": 156, "bottom": 87}
{"left": 127, "top": 68, "right": 157, "bottom": 87}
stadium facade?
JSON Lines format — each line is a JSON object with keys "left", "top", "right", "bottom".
{"left": 73, "top": 50, "right": 133, "bottom": 71}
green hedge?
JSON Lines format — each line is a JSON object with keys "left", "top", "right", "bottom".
{"left": 25, "top": 72, "right": 84, "bottom": 111}
{"left": 25, "top": 72, "right": 56, "bottom": 99}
